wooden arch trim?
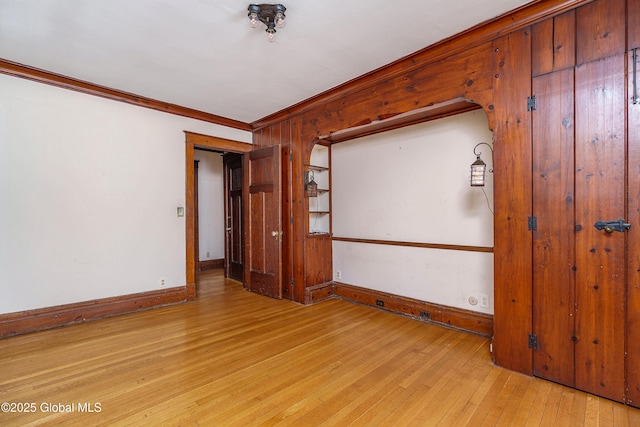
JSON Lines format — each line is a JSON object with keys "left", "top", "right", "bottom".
{"left": 184, "top": 131, "right": 252, "bottom": 300}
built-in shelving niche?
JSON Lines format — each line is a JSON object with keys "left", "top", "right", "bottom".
{"left": 306, "top": 144, "right": 330, "bottom": 235}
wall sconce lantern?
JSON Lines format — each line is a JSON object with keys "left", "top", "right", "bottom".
{"left": 470, "top": 142, "right": 493, "bottom": 187}
{"left": 248, "top": 4, "right": 286, "bottom": 42}
{"left": 305, "top": 170, "right": 318, "bottom": 197}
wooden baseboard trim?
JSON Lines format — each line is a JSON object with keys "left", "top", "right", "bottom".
{"left": 333, "top": 282, "right": 493, "bottom": 337}
{"left": 199, "top": 259, "right": 224, "bottom": 271}
{"left": 305, "top": 282, "right": 334, "bottom": 304}
{"left": 0, "top": 286, "right": 188, "bottom": 338}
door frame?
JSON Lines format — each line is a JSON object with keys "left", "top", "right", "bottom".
{"left": 184, "top": 131, "right": 252, "bottom": 300}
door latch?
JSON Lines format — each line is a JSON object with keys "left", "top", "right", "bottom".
{"left": 594, "top": 219, "right": 630, "bottom": 233}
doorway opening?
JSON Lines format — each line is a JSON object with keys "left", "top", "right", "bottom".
{"left": 193, "top": 150, "right": 244, "bottom": 282}
{"left": 184, "top": 132, "right": 253, "bottom": 300}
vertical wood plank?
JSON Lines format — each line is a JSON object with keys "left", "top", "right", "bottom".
{"left": 492, "top": 28, "right": 533, "bottom": 375}
{"left": 280, "top": 121, "right": 293, "bottom": 300}
{"left": 553, "top": 10, "right": 576, "bottom": 71}
{"left": 627, "top": 51, "right": 640, "bottom": 408}
{"left": 574, "top": 54, "right": 626, "bottom": 403}
{"left": 291, "top": 118, "right": 307, "bottom": 303}
{"left": 576, "top": 0, "right": 626, "bottom": 65}
{"left": 532, "top": 68, "right": 575, "bottom": 387}
{"left": 532, "top": 18, "right": 554, "bottom": 77}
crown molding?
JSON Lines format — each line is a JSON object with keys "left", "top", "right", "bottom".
{"left": 0, "top": 58, "right": 252, "bottom": 132}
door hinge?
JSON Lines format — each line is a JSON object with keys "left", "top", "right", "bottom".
{"left": 291, "top": 278, "right": 295, "bottom": 288}
{"left": 527, "top": 95, "right": 537, "bottom": 111}
{"left": 290, "top": 216, "right": 294, "bottom": 224}
{"left": 289, "top": 152, "right": 293, "bottom": 161}
{"left": 528, "top": 216, "right": 537, "bottom": 231}
{"left": 528, "top": 333, "right": 538, "bottom": 350}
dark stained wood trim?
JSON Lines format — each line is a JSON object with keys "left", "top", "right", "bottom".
{"left": 332, "top": 236, "right": 494, "bottom": 253}
{"left": 185, "top": 131, "right": 253, "bottom": 153}
{"left": 186, "top": 139, "right": 197, "bottom": 301}
{"left": 319, "top": 100, "right": 482, "bottom": 144}
{"left": 304, "top": 282, "right": 334, "bottom": 304}
{"left": 0, "top": 287, "right": 187, "bottom": 338}
{"left": 194, "top": 160, "right": 200, "bottom": 274}
{"left": 333, "top": 282, "right": 493, "bottom": 337}
{"left": 0, "top": 58, "right": 251, "bottom": 131}
{"left": 251, "top": 0, "right": 593, "bottom": 130}
{"left": 199, "top": 258, "right": 224, "bottom": 271}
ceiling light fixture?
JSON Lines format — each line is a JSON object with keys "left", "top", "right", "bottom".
{"left": 248, "top": 4, "right": 286, "bottom": 42}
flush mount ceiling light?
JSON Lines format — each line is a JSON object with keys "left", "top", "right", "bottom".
{"left": 248, "top": 4, "right": 286, "bottom": 42}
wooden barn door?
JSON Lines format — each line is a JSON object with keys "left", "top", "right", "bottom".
{"left": 573, "top": 54, "right": 626, "bottom": 402}
{"left": 532, "top": 53, "right": 627, "bottom": 402}
{"left": 245, "top": 145, "right": 283, "bottom": 299}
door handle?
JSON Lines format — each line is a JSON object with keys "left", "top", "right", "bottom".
{"left": 271, "top": 230, "right": 283, "bottom": 240}
{"left": 594, "top": 219, "right": 630, "bottom": 233}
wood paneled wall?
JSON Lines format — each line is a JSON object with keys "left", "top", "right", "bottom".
{"left": 248, "top": 0, "right": 617, "bottom": 380}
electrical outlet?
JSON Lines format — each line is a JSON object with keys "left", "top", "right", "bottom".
{"left": 468, "top": 296, "right": 479, "bottom": 306}
{"left": 376, "top": 300, "right": 385, "bottom": 307}
{"left": 335, "top": 270, "right": 341, "bottom": 280}
{"left": 206, "top": 251, "right": 210, "bottom": 258}
{"left": 160, "top": 278, "right": 165, "bottom": 287}
{"left": 480, "top": 294, "right": 489, "bottom": 308}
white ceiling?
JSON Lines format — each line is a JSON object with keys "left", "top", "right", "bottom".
{"left": 0, "top": 0, "right": 534, "bottom": 124}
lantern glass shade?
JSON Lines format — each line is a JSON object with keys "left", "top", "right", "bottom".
{"left": 305, "top": 171, "right": 318, "bottom": 197}
{"left": 470, "top": 156, "right": 487, "bottom": 187}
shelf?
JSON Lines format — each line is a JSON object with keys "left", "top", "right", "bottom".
{"left": 307, "top": 145, "right": 330, "bottom": 235}
{"left": 306, "top": 164, "right": 329, "bottom": 171}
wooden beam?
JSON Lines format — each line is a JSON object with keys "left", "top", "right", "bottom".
{"left": 251, "top": 0, "right": 593, "bottom": 130}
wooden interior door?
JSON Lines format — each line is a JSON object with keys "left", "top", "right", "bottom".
{"left": 532, "top": 68, "right": 576, "bottom": 387}
{"left": 245, "top": 145, "right": 282, "bottom": 299}
{"left": 224, "top": 153, "right": 243, "bottom": 281}
{"left": 573, "top": 54, "right": 626, "bottom": 402}
{"left": 532, "top": 53, "right": 627, "bottom": 402}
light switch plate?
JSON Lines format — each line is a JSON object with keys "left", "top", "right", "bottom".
{"left": 177, "top": 207, "right": 185, "bottom": 217}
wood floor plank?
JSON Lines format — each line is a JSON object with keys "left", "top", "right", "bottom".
{"left": 1, "top": 269, "right": 639, "bottom": 426}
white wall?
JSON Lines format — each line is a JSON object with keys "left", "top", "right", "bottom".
{"left": 0, "top": 74, "right": 251, "bottom": 313}
{"left": 331, "top": 110, "right": 495, "bottom": 314}
{"left": 194, "top": 150, "right": 224, "bottom": 261}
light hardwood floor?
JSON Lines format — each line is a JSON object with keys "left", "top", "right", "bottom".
{"left": 2, "top": 270, "right": 640, "bottom": 426}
